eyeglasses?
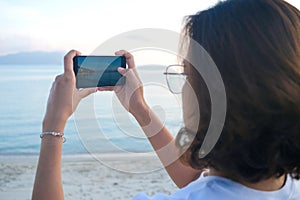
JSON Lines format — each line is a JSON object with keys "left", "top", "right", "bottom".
{"left": 163, "top": 65, "right": 188, "bottom": 94}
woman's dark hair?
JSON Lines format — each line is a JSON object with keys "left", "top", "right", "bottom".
{"left": 177, "top": 0, "right": 300, "bottom": 183}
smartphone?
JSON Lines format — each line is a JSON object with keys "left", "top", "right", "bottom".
{"left": 73, "top": 56, "right": 126, "bottom": 88}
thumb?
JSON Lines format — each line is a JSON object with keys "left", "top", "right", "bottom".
{"left": 78, "top": 87, "right": 97, "bottom": 98}
{"left": 117, "top": 67, "right": 127, "bottom": 76}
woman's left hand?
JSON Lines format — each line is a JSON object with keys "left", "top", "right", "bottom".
{"left": 43, "top": 50, "right": 97, "bottom": 133}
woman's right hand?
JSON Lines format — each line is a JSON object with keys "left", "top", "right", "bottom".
{"left": 98, "top": 50, "right": 149, "bottom": 116}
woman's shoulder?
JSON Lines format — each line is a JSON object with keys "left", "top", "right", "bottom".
{"left": 186, "top": 174, "right": 300, "bottom": 200}
{"left": 132, "top": 174, "right": 300, "bottom": 200}
{"left": 132, "top": 173, "right": 235, "bottom": 200}
{"left": 289, "top": 176, "right": 300, "bottom": 199}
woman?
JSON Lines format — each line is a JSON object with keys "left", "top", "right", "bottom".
{"left": 32, "top": 0, "right": 300, "bottom": 199}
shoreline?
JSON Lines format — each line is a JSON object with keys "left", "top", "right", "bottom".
{"left": 0, "top": 151, "right": 160, "bottom": 163}
{"left": 0, "top": 153, "right": 178, "bottom": 199}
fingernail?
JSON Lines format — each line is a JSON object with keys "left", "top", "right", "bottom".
{"left": 117, "top": 67, "right": 125, "bottom": 72}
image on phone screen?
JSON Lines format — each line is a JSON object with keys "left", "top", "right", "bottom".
{"left": 73, "top": 56, "right": 126, "bottom": 88}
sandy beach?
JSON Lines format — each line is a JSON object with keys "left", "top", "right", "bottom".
{"left": 0, "top": 153, "right": 178, "bottom": 200}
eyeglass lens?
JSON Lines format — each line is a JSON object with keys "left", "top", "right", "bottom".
{"left": 166, "top": 65, "right": 186, "bottom": 94}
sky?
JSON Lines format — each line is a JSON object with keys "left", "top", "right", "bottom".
{"left": 0, "top": 0, "right": 299, "bottom": 57}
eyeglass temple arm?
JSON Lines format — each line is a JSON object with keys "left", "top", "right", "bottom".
{"left": 163, "top": 72, "right": 189, "bottom": 75}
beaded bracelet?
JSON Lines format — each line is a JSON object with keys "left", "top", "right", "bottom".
{"left": 40, "top": 132, "right": 66, "bottom": 143}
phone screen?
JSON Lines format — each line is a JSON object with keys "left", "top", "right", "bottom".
{"left": 73, "top": 56, "right": 126, "bottom": 88}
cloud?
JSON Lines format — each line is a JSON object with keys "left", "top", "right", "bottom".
{"left": 0, "top": 0, "right": 298, "bottom": 56}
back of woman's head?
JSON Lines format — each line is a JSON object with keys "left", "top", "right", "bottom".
{"left": 178, "top": 0, "right": 300, "bottom": 183}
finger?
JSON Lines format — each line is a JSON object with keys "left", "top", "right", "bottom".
{"left": 113, "top": 85, "right": 122, "bottom": 93}
{"left": 115, "top": 50, "right": 141, "bottom": 80}
{"left": 115, "top": 50, "right": 135, "bottom": 69}
{"left": 116, "top": 50, "right": 143, "bottom": 83}
{"left": 64, "top": 50, "right": 81, "bottom": 75}
{"left": 97, "top": 86, "right": 114, "bottom": 91}
{"left": 118, "top": 67, "right": 143, "bottom": 85}
{"left": 78, "top": 87, "right": 97, "bottom": 98}
{"left": 115, "top": 50, "right": 126, "bottom": 56}
{"left": 117, "top": 67, "right": 127, "bottom": 76}
{"left": 54, "top": 74, "right": 63, "bottom": 82}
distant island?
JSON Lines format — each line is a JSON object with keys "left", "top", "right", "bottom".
{"left": 0, "top": 51, "right": 65, "bottom": 65}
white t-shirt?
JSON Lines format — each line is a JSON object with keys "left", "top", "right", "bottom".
{"left": 133, "top": 173, "right": 300, "bottom": 200}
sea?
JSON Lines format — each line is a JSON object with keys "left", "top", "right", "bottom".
{"left": 0, "top": 65, "right": 183, "bottom": 155}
